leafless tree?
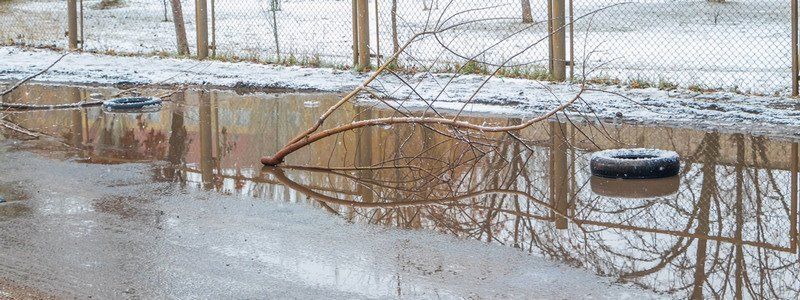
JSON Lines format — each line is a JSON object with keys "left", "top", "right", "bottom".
{"left": 170, "top": 0, "right": 190, "bottom": 56}
{"left": 521, "top": 0, "right": 533, "bottom": 23}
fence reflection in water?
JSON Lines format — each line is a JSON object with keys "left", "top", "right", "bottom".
{"left": 2, "top": 84, "right": 799, "bottom": 299}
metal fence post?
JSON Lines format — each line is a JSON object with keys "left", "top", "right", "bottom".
{"left": 352, "top": 0, "right": 359, "bottom": 67}
{"left": 210, "top": 0, "right": 216, "bottom": 57}
{"left": 357, "top": 0, "right": 371, "bottom": 70}
{"left": 79, "top": 0, "right": 84, "bottom": 50}
{"left": 547, "top": 0, "right": 552, "bottom": 74}
{"left": 792, "top": 143, "right": 798, "bottom": 251}
{"left": 568, "top": 0, "right": 574, "bottom": 81}
{"left": 792, "top": 0, "right": 798, "bottom": 97}
{"left": 550, "top": 0, "right": 566, "bottom": 81}
{"left": 549, "top": 121, "right": 569, "bottom": 229}
{"left": 374, "top": 0, "right": 380, "bottom": 65}
{"left": 67, "top": 0, "right": 78, "bottom": 50}
{"left": 195, "top": 0, "right": 209, "bottom": 59}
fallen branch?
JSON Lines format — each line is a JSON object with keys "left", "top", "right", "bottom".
{"left": 0, "top": 119, "right": 41, "bottom": 139}
{"left": 0, "top": 99, "right": 106, "bottom": 111}
{"left": 0, "top": 53, "right": 68, "bottom": 98}
{"left": 258, "top": 2, "right": 614, "bottom": 167}
{"left": 1, "top": 89, "right": 179, "bottom": 111}
{"left": 260, "top": 87, "right": 584, "bottom": 165}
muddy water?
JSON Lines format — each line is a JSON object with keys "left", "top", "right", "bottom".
{"left": 2, "top": 84, "right": 799, "bottom": 298}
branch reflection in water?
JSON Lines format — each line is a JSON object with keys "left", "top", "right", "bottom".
{"left": 3, "top": 84, "right": 799, "bottom": 299}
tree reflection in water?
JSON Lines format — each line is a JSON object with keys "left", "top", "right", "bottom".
{"left": 4, "top": 85, "right": 799, "bottom": 299}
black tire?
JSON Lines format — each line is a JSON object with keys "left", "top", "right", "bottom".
{"left": 102, "top": 97, "right": 162, "bottom": 111}
{"left": 590, "top": 148, "right": 680, "bottom": 179}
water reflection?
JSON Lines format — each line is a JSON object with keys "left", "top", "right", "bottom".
{"left": 590, "top": 176, "right": 680, "bottom": 198}
{"left": 2, "top": 84, "right": 799, "bottom": 298}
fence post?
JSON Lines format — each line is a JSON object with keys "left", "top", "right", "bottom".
{"left": 210, "top": 0, "right": 216, "bottom": 57}
{"left": 791, "top": 143, "right": 798, "bottom": 250}
{"left": 356, "top": 0, "right": 371, "bottom": 70}
{"left": 352, "top": 0, "right": 359, "bottom": 67}
{"left": 67, "top": 0, "right": 78, "bottom": 50}
{"left": 195, "top": 0, "right": 209, "bottom": 59}
{"left": 550, "top": 0, "right": 566, "bottom": 81}
{"left": 547, "top": 0, "right": 552, "bottom": 73}
{"left": 374, "top": 0, "right": 380, "bottom": 65}
{"left": 792, "top": 0, "right": 798, "bottom": 97}
{"left": 549, "top": 121, "right": 569, "bottom": 229}
{"left": 568, "top": 0, "right": 574, "bottom": 81}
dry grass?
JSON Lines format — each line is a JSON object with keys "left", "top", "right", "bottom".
{"left": 93, "top": 0, "right": 126, "bottom": 10}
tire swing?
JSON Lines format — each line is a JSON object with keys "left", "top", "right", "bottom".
{"left": 590, "top": 148, "right": 680, "bottom": 179}
{"left": 102, "top": 97, "right": 163, "bottom": 113}
{"left": 590, "top": 148, "right": 680, "bottom": 198}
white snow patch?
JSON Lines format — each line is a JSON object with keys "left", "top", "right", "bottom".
{"left": 2, "top": 46, "right": 800, "bottom": 140}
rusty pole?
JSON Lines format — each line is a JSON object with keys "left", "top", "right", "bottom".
{"left": 374, "top": 0, "right": 380, "bottom": 65}
{"left": 792, "top": 0, "right": 798, "bottom": 96}
{"left": 568, "top": 0, "right": 574, "bottom": 81}
{"left": 791, "top": 143, "right": 798, "bottom": 252}
{"left": 547, "top": 0, "right": 552, "bottom": 74}
{"left": 195, "top": 0, "right": 209, "bottom": 59}
{"left": 550, "top": 0, "right": 566, "bottom": 81}
{"left": 356, "top": 0, "right": 371, "bottom": 70}
{"left": 550, "top": 121, "right": 569, "bottom": 229}
{"left": 67, "top": 0, "right": 78, "bottom": 50}
{"left": 210, "top": 0, "right": 216, "bottom": 57}
{"left": 352, "top": 0, "right": 359, "bottom": 67}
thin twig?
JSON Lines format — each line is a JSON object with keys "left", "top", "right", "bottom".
{"left": 0, "top": 53, "right": 68, "bottom": 98}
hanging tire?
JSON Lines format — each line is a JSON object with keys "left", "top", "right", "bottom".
{"left": 102, "top": 97, "right": 162, "bottom": 112}
{"left": 590, "top": 148, "right": 680, "bottom": 179}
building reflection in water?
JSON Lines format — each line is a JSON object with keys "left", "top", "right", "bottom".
{"left": 3, "top": 84, "right": 800, "bottom": 299}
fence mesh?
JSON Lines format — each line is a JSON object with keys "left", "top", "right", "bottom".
{"left": 3, "top": 83, "right": 799, "bottom": 299}
{"left": 80, "top": 0, "right": 196, "bottom": 56}
{"left": 0, "top": 0, "right": 66, "bottom": 49}
{"left": 0, "top": 0, "right": 795, "bottom": 93}
{"left": 571, "top": 0, "right": 790, "bottom": 94}
{"left": 374, "top": 0, "right": 791, "bottom": 94}
{"left": 211, "top": 0, "right": 353, "bottom": 65}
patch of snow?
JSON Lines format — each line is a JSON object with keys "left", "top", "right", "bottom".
{"left": 0, "top": 0, "right": 791, "bottom": 93}
{"left": 1, "top": 46, "right": 800, "bottom": 141}
{"left": 590, "top": 148, "right": 679, "bottom": 160}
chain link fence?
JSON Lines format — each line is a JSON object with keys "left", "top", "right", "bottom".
{"left": 212, "top": 0, "right": 353, "bottom": 65}
{"left": 571, "top": 0, "right": 790, "bottom": 94}
{"left": 0, "top": 0, "right": 796, "bottom": 94}
{"left": 0, "top": 0, "right": 66, "bottom": 48}
{"left": 374, "top": 0, "right": 792, "bottom": 94}
{"left": 3, "top": 83, "right": 799, "bottom": 298}
{"left": 80, "top": 0, "right": 196, "bottom": 55}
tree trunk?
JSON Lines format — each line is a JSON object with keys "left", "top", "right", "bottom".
{"left": 521, "top": 0, "right": 533, "bottom": 23}
{"left": 170, "top": 0, "right": 190, "bottom": 55}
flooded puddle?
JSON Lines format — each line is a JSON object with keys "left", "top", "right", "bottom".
{"left": 1, "top": 84, "right": 799, "bottom": 298}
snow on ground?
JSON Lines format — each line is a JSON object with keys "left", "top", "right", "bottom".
{"left": 0, "top": 143, "right": 658, "bottom": 298}
{"left": 0, "top": 0, "right": 792, "bottom": 93}
{"left": 2, "top": 46, "right": 799, "bottom": 141}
